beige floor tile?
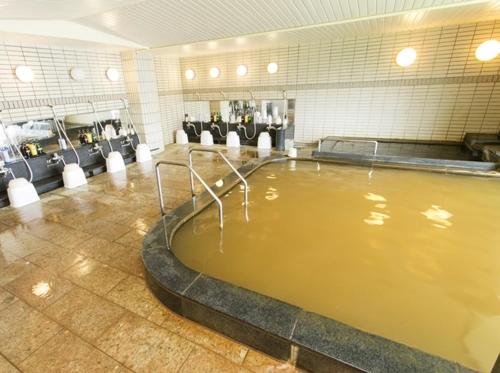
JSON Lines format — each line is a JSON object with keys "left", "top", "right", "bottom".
{"left": 0, "top": 228, "right": 58, "bottom": 259}
{"left": 243, "top": 350, "right": 299, "bottom": 373}
{"left": 0, "top": 288, "right": 18, "bottom": 312}
{"left": 0, "top": 300, "right": 62, "bottom": 364}
{"left": 20, "top": 329, "right": 131, "bottom": 373}
{"left": 0, "top": 260, "right": 34, "bottom": 286}
{"left": 24, "top": 247, "right": 86, "bottom": 274}
{"left": 161, "top": 310, "right": 248, "bottom": 364}
{"left": 74, "top": 237, "right": 131, "bottom": 262}
{"left": 106, "top": 248, "right": 145, "bottom": 277}
{"left": 5, "top": 267, "right": 73, "bottom": 310}
{"left": 96, "top": 313, "right": 194, "bottom": 373}
{"left": 105, "top": 276, "right": 158, "bottom": 318}
{"left": 179, "top": 346, "right": 251, "bottom": 373}
{"left": 79, "top": 220, "right": 132, "bottom": 241}
{"left": 44, "top": 287, "right": 126, "bottom": 343}
{"left": 62, "top": 258, "right": 127, "bottom": 296}
{"left": 114, "top": 228, "right": 147, "bottom": 248}
{"left": 26, "top": 221, "right": 92, "bottom": 250}
{"left": 0, "top": 354, "right": 19, "bottom": 373}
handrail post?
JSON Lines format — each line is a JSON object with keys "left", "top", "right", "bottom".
{"left": 156, "top": 160, "right": 223, "bottom": 229}
{"left": 188, "top": 147, "right": 249, "bottom": 208}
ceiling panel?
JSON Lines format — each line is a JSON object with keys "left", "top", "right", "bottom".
{"left": 73, "top": 0, "right": 492, "bottom": 47}
{"left": 152, "top": 1, "right": 500, "bottom": 56}
{"left": 0, "top": 0, "right": 144, "bottom": 20}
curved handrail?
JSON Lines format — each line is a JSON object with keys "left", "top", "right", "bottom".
{"left": 155, "top": 160, "right": 224, "bottom": 229}
{"left": 188, "top": 147, "right": 248, "bottom": 207}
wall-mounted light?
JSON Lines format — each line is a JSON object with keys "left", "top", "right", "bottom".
{"left": 15, "top": 65, "right": 34, "bottom": 82}
{"left": 70, "top": 67, "right": 85, "bottom": 81}
{"left": 106, "top": 67, "right": 120, "bottom": 81}
{"left": 185, "top": 69, "right": 196, "bottom": 80}
{"left": 267, "top": 62, "right": 278, "bottom": 74}
{"left": 209, "top": 67, "right": 220, "bottom": 78}
{"left": 475, "top": 39, "right": 499, "bottom": 62}
{"left": 396, "top": 48, "right": 417, "bottom": 67}
{"left": 236, "top": 64, "right": 247, "bottom": 77}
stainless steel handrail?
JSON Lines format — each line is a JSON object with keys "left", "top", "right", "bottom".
{"left": 155, "top": 160, "right": 224, "bottom": 229}
{"left": 188, "top": 147, "right": 248, "bottom": 207}
{"left": 321, "top": 137, "right": 379, "bottom": 157}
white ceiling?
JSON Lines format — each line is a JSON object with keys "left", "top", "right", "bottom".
{"left": 74, "top": 0, "right": 498, "bottom": 47}
{"left": 0, "top": 0, "right": 144, "bottom": 20}
{"left": 0, "top": 0, "right": 499, "bottom": 52}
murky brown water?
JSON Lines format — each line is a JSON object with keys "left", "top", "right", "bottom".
{"left": 172, "top": 160, "right": 500, "bottom": 372}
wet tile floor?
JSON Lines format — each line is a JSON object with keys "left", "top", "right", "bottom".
{"left": 0, "top": 145, "right": 302, "bottom": 373}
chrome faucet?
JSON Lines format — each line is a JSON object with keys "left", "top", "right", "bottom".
{"left": 0, "top": 161, "right": 13, "bottom": 178}
{"left": 47, "top": 153, "right": 65, "bottom": 167}
{"left": 88, "top": 143, "right": 103, "bottom": 157}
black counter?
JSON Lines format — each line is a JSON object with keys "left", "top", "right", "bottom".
{"left": 0, "top": 135, "right": 139, "bottom": 208}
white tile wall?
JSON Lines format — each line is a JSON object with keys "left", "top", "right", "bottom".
{"left": 121, "top": 50, "right": 164, "bottom": 151}
{"left": 166, "top": 20, "right": 500, "bottom": 143}
{"left": 0, "top": 41, "right": 126, "bottom": 123}
{"left": 154, "top": 56, "right": 184, "bottom": 144}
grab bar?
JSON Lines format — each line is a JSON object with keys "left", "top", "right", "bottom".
{"left": 155, "top": 160, "right": 224, "bottom": 229}
{"left": 188, "top": 147, "right": 248, "bottom": 207}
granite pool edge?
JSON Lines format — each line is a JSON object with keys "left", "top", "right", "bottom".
{"left": 142, "top": 156, "right": 479, "bottom": 373}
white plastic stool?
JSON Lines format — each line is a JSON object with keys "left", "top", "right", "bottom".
{"left": 7, "top": 178, "right": 40, "bottom": 208}
{"left": 200, "top": 130, "right": 214, "bottom": 146}
{"left": 136, "top": 143, "right": 152, "bottom": 163}
{"left": 226, "top": 131, "right": 240, "bottom": 148}
{"left": 176, "top": 130, "right": 189, "bottom": 145}
{"left": 62, "top": 163, "right": 87, "bottom": 189}
{"left": 106, "top": 151, "right": 126, "bottom": 173}
{"left": 257, "top": 131, "right": 272, "bottom": 149}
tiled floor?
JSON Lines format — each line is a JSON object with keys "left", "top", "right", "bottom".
{"left": 0, "top": 145, "right": 300, "bottom": 373}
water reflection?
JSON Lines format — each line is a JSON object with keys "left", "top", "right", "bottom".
{"left": 32, "top": 281, "right": 51, "bottom": 297}
{"left": 364, "top": 211, "right": 390, "bottom": 226}
{"left": 421, "top": 205, "right": 453, "bottom": 229}
{"left": 265, "top": 186, "right": 279, "bottom": 201}
{"left": 364, "top": 193, "right": 386, "bottom": 202}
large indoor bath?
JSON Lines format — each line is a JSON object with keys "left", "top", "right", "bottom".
{"left": 1, "top": 0, "right": 500, "bottom": 372}
{"left": 170, "top": 160, "right": 500, "bottom": 372}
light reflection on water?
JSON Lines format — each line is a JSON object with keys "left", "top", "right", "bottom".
{"left": 32, "top": 281, "right": 51, "bottom": 298}
{"left": 421, "top": 205, "right": 453, "bottom": 229}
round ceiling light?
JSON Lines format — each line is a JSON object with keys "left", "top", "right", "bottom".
{"left": 236, "top": 64, "right": 247, "bottom": 77}
{"left": 267, "top": 62, "right": 278, "bottom": 74}
{"left": 475, "top": 39, "right": 500, "bottom": 62}
{"left": 70, "top": 67, "right": 85, "bottom": 81}
{"left": 106, "top": 67, "right": 120, "bottom": 81}
{"left": 15, "top": 65, "right": 34, "bottom": 82}
{"left": 209, "top": 67, "right": 220, "bottom": 78}
{"left": 185, "top": 69, "right": 196, "bottom": 80}
{"left": 396, "top": 48, "right": 417, "bottom": 67}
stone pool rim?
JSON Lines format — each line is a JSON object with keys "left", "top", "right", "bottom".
{"left": 143, "top": 155, "right": 492, "bottom": 373}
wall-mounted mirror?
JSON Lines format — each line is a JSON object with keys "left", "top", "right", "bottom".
{"left": 0, "top": 110, "right": 125, "bottom": 161}
{"left": 184, "top": 99, "right": 295, "bottom": 125}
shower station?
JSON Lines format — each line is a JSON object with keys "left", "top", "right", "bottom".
{"left": 0, "top": 112, "right": 40, "bottom": 208}
{"left": 0, "top": 99, "right": 147, "bottom": 208}
{"left": 177, "top": 92, "right": 295, "bottom": 151}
